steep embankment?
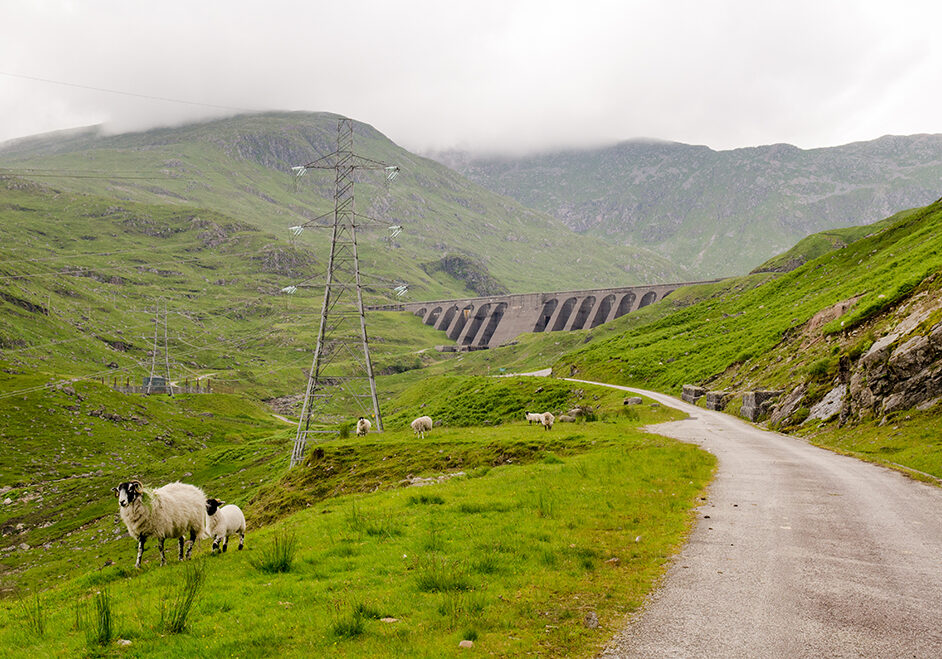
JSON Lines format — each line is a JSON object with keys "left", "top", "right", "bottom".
{"left": 436, "top": 135, "right": 942, "bottom": 277}
{"left": 555, "top": 198, "right": 942, "bottom": 464}
{"left": 0, "top": 112, "right": 684, "bottom": 295}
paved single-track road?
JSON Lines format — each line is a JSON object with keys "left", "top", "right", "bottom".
{"left": 565, "top": 381, "right": 942, "bottom": 658}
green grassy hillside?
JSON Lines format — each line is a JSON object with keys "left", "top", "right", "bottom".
{"left": 0, "top": 113, "right": 686, "bottom": 295}
{"left": 0, "top": 379, "right": 714, "bottom": 658}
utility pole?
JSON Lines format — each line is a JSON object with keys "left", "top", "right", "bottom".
{"left": 289, "top": 117, "right": 399, "bottom": 467}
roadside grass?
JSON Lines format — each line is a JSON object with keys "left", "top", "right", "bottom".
{"left": 801, "top": 402, "right": 942, "bottom": 481}
{"left": 0, "top": 413, "right": 714, "bottom": 657}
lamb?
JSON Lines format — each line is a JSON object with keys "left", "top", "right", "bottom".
{"left": 356, "top": 416, "right": 372, "bottom": 436}
{"left": 112, "top": 480, "right": 207, "bottom": 568}
{"left": 411, "top": 415, "right": 433, "bottom": 439}
{"left": 204, "top": 498, "right": 246, "bottom": 553}
{"left": 541, "top": 412, "right": 555, "bottom": 430}
{"left": 525, "top": 412, "right": 543, "bottom": 425}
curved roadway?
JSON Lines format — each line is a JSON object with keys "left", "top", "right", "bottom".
{"left": 566, "top": 381, "right": 942, "bottom": 658}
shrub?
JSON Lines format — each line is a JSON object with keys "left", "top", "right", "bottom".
{"left": 806, "top": 357, "right": 832, "bottom": 379}
{"left": 791, "top": 407, "right": 810, "bottom": 425}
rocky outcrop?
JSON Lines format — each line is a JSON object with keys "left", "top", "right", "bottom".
{"left": 848, "top": 312, "right": 942, "bottom": 419}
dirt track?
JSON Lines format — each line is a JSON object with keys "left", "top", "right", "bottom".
{"left": 566, "top": 381, "right": 942, "bottom": 658}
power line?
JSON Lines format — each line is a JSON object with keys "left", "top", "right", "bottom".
{"left": 0, "top": 70, "right": 261, "bottom": 113}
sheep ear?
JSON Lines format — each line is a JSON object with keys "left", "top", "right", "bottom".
{"left": 111, "top": 486, "right": 119, "bottom": 497}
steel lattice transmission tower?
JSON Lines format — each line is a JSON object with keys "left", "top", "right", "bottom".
{"left": 289, "top": 117, "right": 399, "bottom": 467}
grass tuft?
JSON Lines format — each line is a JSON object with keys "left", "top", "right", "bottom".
{"left": 84, "top": 588, "right": 113, "bottom": 649}
{"left": 415, "top": 555, "right": 474, "bottom": 593}
{"left": 160, "top": 562, "right": 206, "bottom": 634}
{"left": 252, "top": 530, "right": 298, "bottom": 574}
{"left": 17, "top": 592, "right": 45, "bottom": 638}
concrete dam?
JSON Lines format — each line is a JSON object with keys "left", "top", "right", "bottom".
{"left": 373, "top": 281, "right": 716, "bottom": 349}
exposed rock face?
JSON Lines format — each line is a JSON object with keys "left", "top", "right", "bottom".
{"left": 809, "top": 384, "right": 846, "bottom": 421}
{"left": 768, "top": 385, "right": 807, "bottom": 427}
{"left": 848, "top": 316, "right": 942, "bottom": 418}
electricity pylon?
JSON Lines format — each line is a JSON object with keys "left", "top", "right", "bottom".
{"left": 289, "top": 117, "right": 399, "bottom": 467}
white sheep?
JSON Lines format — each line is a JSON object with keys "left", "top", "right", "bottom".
{"left": 205, "top": 498, "right": 246, "bottom": 553}
{"left": 356, "top": 416, "right": 372, "bottom": 436}
{"left": 525, "top": 412, "right": 543, "bottom": 425}
{"left": 411, "top": 415, "right": 433, "bottom": 438}
{"left": 112, "top": 480, "right": 207, "bottom": 568}
{"left": 541, "top": 412, "right": 555, "bottom": 430}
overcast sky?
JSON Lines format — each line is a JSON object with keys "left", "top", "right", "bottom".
{"left": 1, "top": 0, "right": 940, "bottom": 155}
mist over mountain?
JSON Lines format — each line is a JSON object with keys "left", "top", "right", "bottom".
{"left": 431, "top": 134, "right": 942, "bottom": 277}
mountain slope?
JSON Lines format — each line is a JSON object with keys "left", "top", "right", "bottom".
{"left": 554, "top": 198, "right": 942, "bottom": 426}
{"left": 0, "top": 113, "right": 685, "bottom": 295}
{"left": 435, "top": 135, "right": 942, "bottom": 277}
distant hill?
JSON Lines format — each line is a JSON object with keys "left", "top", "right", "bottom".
{"left": 432, "top": 135, "right": 942, "bottom": 277}
{"left": 0, "top": 112, "right": 685, "bottom": 296}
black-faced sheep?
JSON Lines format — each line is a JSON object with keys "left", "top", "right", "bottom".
{"left": 112, "top": 480, "right": 207, "bottom": 568}
{"left": 541, "top": 412, "right": 555, "bottom": 430}
{"left": 411, "top": 415, "right": 433, "bottom": 439}
{"left": 356, "top": 417, "right": 372, "bottom": 436}
{"left": 205, "top": 498, "right": 246, "bottom": 553}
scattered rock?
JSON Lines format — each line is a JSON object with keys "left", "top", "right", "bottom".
{"left": 380, "top": 617, "right": 398, "bottom": 623}
{"left": 584, "top": 611, "right": 600, "bottom": 629}
{"left": 117, "top": 639, "right": 132, "bottom": 647}
{"left": 459, "top": 640, "right": 474, "bottom": 649}
{"left": 623, "top": 397, "right": 643, "bottom": 405}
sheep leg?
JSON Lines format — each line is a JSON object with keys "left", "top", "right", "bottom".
{"left": 157, "top": 538, "right": 167, "bottom": 565}
{"left": 178, "top": 536, "right": 185, "bottom": 560}
{"left": 238, "top": 530, "right": 244, "bottom": 550}
{"left": 185, "top": 528, "right": 197, "bottom": 559}
{"left": 222, "top": 536, "right": 229, "bottom": 553}
{"left": 135, "top": 535, "right": 146, "bottom": 569}
{"left": 212, "top": 536, "right": 221, "bottom": 554}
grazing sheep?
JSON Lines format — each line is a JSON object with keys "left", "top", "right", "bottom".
{"left": 356, "top": 416, "right": 372, "bottom": 436}
{"left": 205, "top": 498, "right": 246, "bottom": 553}
{"left": 558, "top": 414, "right": 576, "bottom": 423}
{"left": 525, "top": 412, "right": 543, "bottom": 425}
{"left": 112, "top": 480, "right": 207, "bottom": 568}
{"left": 411, "top": 415, "right": 433, "bottom": 439}
{"left": 541, "top": 412, "right": 555, "bottom": 430}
